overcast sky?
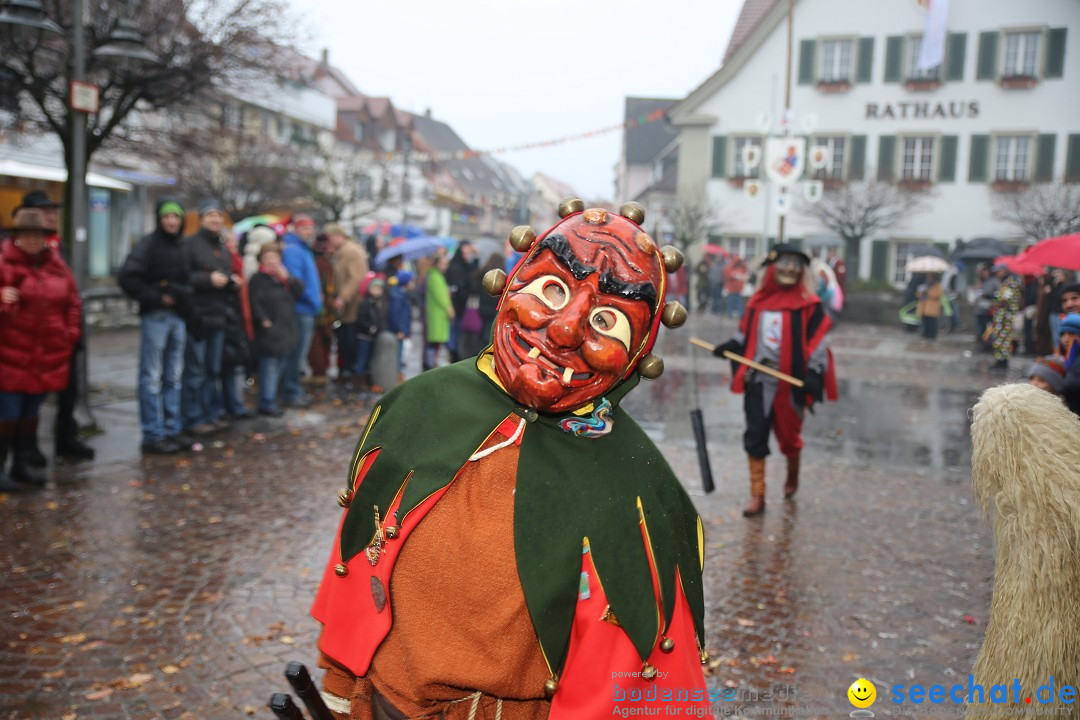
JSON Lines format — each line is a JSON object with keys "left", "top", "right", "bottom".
{"left": 289, "top": 0, "right": 742, "bottom": 199}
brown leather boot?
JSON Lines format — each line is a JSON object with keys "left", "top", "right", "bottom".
{"left": 784, "top": 453, "right": 800, "bottom": 499}
{"left": 744, "top": 455, "right": 766, "bottom": 516}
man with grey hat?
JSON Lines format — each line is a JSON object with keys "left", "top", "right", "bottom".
{"left": 180, "top": 199, "right": 240, "bottom": 436}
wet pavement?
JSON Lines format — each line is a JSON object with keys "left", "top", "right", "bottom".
{"left": 0, "top": 315, "right": 1019, "bottom": 719}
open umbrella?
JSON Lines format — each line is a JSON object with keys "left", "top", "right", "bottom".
{"left": 993, "top": 254, "right": 1046, "bottom": 277}
{"left": 374, "top": 236, "right": 443, "bottom": 266}
{"left": 1019, "top": 232, "right": 1080, "bottom": 271}
{"left": 905, "top": 255, "right": 951, "bottom": 274}
{"left": 952, "top": 237, "right": 1010, "bottom": 262}
{"left": 704, "top": 243, "right": 729, "bottom": 257}
{"left": 232, "top": 214, "right": 282, "bottom": 237}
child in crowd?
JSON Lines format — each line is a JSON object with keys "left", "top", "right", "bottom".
{"left": 1028, "top": 356, "right": 1066, "bottom": 395}
{"left": 355, "top": 277, "right": 387, "bottom": 391}
{"left": 1060, "top": 313, "right": 1080, "bottom": 417}
{"left": 387, "top": 270, "right": 414, "bottom": 382}
{"left": 248, "top": 242, "right": 305, "bottom": 417}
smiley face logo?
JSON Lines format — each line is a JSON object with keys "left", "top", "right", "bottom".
{"left": 848, "top": 678, "right": 877, "bottom": 708}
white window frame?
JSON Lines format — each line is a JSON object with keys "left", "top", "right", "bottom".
{"left": 1001, "top": 28, "right": 1044, "bottom": 78}
{"left": 906, "top": 34, "right": 942, "bottom": 81}
{"left": 992, "top": 133, "right": 1035, "bottom": 182}
{"left": 818, "top": 38, "right": 855, "bottom": 83}
{"left": 900, "top": 135, "right": 937, "bottom": 182}
{"left": 730, "top": 136, "right": 762, "bottom": 179}
{"left": 811, "top": 135, "right": 849, "bottom": 181}
{"left": 722, "top": 235, "right": 760, "bottom": 262}
{"left": 892, "top": 240, "right": 926, "bottom": 285}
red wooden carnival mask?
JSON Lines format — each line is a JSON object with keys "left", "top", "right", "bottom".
{"left": 488, "top": 202, "right": 685, "bottom": 413}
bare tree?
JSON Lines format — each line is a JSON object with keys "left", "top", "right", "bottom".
{"left": 305, "top": 145, "right": 390, "bottom": 225}
{"left": 802, "top": 179, "right": 932, "bottom": 275}
{"left": 992, "top": 184, "right": 1080, "bottom": 241}
{"left": 170, "top": 126, "right": 313, "bottom": 219}
{"left": 669, "top": 189, "right": 722, "bottom": 307}
{"left": 0, "top": 0, "right": 295, "bottom": 230}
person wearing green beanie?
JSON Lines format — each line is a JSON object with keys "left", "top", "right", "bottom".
{"left": 117, "top": 199, "right": 193, "bottom": 454}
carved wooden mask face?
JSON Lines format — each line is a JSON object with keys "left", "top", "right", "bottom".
{"left": 492, "top": 210, "right": 664, "bottom": 412}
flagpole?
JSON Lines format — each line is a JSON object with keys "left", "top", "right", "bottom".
{"left": 777, "top": 0, "right": 794, "bottom": 245}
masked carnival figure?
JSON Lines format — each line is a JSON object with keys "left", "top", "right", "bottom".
{"left": 311, "top": 199, "right": 710, "bottom": 719}
{"left": 712, "top": 245, "right": 837, "bottom": 517}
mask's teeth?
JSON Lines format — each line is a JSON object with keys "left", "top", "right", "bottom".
{"left": 528, "top": 347, "right": 541, "bottom": 359}
{"left": 563, "top": 367, "right": 573, "bottom": 384}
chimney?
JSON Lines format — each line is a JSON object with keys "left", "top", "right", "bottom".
{"left": 321, "top": 48, "right": 328, "bottom": 66}
{"left": 425, "top": 107, "right": 432, "bottom": 118}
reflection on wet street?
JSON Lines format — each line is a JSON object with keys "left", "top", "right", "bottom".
{"left": 0, "top": 318, "right": 1004, "bottom": 718}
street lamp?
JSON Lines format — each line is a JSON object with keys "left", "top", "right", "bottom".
{"left": 0, "top": 0, "right": 158, "bottom": 430}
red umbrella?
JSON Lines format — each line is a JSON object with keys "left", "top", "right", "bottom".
{"left": 1019, "top": 232, "right": 1080, "bottom": 271}
{"left": 704, "top": 243, "right": 729, "bottom": 257}
{"left": 993, "top": 254, "right": 1046, "bottom": 277}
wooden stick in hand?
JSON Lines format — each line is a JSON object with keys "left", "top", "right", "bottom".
{"left": 688, "top": 337, "right": 805, "bottom": 388}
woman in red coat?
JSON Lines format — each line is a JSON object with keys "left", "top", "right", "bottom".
{"left": 0, "top": 208, "right": 81, "bottom": 491}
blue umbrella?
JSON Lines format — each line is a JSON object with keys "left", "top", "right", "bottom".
{"left": 375, "top": 236, "right": 443, "bottom": 266}
{"left": 389, "top": 223, "right": 426, "bottom": 239}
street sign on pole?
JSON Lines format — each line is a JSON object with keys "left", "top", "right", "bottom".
{"left": 69, "top": 80, "right": 99, "bottom": 113}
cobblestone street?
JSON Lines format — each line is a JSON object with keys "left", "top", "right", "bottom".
{"left": 0, "top": 316, "right": 1009, "bottom": 719}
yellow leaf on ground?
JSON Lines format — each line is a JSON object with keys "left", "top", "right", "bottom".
{"left": 161, "top": 664, "right": 182, "bottom": 674}
{"left": 60, "top": 633, "right": 87, "bottom": 644}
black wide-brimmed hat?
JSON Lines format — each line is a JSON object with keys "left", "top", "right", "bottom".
{"left": 761, "top": 243, "right": 810, "bottom": 267}
{"left": 15, "top": 190, "right": 60, "bottom": 214}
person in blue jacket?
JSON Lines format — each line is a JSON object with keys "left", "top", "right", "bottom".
{"left": 386, "top": 270, "right": 414, "bottom": 380}
{"left": 280, "top": 214, "right": 323, "bottom": 407}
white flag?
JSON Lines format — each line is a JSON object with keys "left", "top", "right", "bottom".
{"left": 917, "top": 0, "right": 949, "bottom": 70}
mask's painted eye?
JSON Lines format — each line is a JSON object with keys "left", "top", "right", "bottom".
{"left": 589, "top": 307, "right": 632, "bottom": 350}
{"left": 518, "top": 275, "right": 570, "bottom": 310}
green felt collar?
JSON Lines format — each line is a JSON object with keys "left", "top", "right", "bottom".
{"left": 340, "top": 358, "right": 704, "bottom": 674}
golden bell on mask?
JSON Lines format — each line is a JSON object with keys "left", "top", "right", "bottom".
{"left": 482, "top": 268, "right": 507, "bottom": 296}
{"left": 509, "top": 225, "right": 536, "bottom": 253}
{"left": 660, "top": 245, "right": 684, "bottom": 273}
{"left": 557, "top": 197, "right": 585, "bottom": 218}
{"left": 619, "top": 202, "right": 646, "bottom": 225}
{"left": 661, "top": 301, "right": 687, "bottom": 329}
{"left": 638, "top": 354, "right": 664, "bottom": 379}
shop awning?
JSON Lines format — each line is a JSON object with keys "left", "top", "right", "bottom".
{"left": 0, "top": 159, "right": 133, "bottom": 191}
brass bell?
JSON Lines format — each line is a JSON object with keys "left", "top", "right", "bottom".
{"left": 557, "top": 197, "right": 585, "bottom": 218}
{"left": 638, "top": 354, "right": 664, "bottom": 379}
{"left": 660, "top": 245, "right": 684, "bottom": 273}
{"left": 337, "top": 489, "right": 351, "bottom": 508}
{"left": 661, "top": 301, "right": 687, "bottom": 329}
{"left": 619, "top": 202, "right": 646, "bottom": 225}
{"left": 509, "top": 225, "right": 537, "bottom": 253}
{"left": 543, "top": 677, "right": 559, "bottom": 696}
{"left": 482, "top": 268, "right": 507, "bottom": 296}
{"left": 334, "top": 563, "right": 348, "bottom": 578}
{"left": 384, "top": 525, "right": 399, "bottom": 540}
{"left": 641, "top": 664, "right": 657, "bottom": 681}
{"left": 660, "top": 637, "right": 675, "bottom": 653}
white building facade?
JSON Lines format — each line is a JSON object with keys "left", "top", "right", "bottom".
{"left": 670, "top": 0, "right": 1078, "bottom": 285}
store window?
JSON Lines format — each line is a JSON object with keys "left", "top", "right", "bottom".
{"left": 731, "top": 136, "right": 761, "bottom": 179}
{"left": 724, "top": 236, "right": 758, "bottom": 261}
{"left": 813, "top": 136, "right": 847, "bottom": 180}
{"left": 994, "top": 135, "right": 1032, "bottom": 182}
{"left": 901, "top": 136, "right": 935, "bottom": 181}
{"left": 819, "top": 39, "right": 853, "bottom": 82}
{"left": 1003, "top": 31, "right": 1040, "bottom": 77}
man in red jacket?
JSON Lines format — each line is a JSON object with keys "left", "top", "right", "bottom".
{"left": 0, "top": 208, "right": 81, "bottom": 491}
{"left": 13, "top": 190, "right": 96, "bottom": 465}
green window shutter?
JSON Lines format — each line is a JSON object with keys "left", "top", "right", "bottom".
{"left": 933, "top": 242, "right": 951, "bottom": 257}
{"left": 856, "top": 37, "right": 875, "bottom": 83}
{"left": 1045, "top": 28, "right": 1067, "bottom": 79}
{"left": 945, "top": 33, "right": 966, "bottom": 81}
{"left": 870, "top": 240, "right": 889, "bottom": 282}
{"left": 884, "top": 36, "right": 904, "bottom": 82}
{"left": 976, "top": 31, "right": 999, "bottom": 80}
{"left": 938, "top": 135, "right": 958, "bottom": 182}
{"left": 849, "top": 135, "right": 867, "bottom": 180}
{"left": 1035, "top": 134, "right": 1056, "bottom": 182}
{"left": 877, "top": 135, "right": 896, "bottom": 181}
{"left": 711, "top": 136, "right": 727, "bottom": 179}
{"left": 798, "top": 39, "right": 817, "bottom": 84}
{"left": 969, "top": 134, "right": 990, "bottom": 182}
{"left": 1067, "top": 134, "right": 1080, "bottom": 182}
